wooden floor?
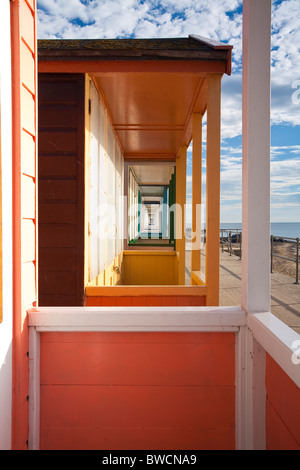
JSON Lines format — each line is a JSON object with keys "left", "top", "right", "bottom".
{"left": 185, "top": 248, "right": 300, "bottom": 334}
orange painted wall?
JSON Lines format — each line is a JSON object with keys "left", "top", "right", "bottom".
{"left": 85, "top": 295, "right": 206, "bottom": 306}
{"left": 266, "top": 354, "right": 300, "bottom": 450}
{"left": 11, "top": 0, "right": 38, "bottom": 450}
{"left": 39, "top": 331, "right": 235, "bottom": 450}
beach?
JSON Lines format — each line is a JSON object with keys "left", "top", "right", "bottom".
{"left": 186, "top": 226, "right": 299, "bottom": 283}
{"left": 272, "top": 239, "right": 299, "bottom": 282}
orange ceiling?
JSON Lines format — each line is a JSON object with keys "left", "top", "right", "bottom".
{"left": 93, "top": 72, "right": 207, "bottom": 160}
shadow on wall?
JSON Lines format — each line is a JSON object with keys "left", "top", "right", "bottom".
{"left": 0, "top": 340, "right": 12, "bottom": 450}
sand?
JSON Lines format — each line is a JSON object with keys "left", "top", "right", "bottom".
{"left": 186, "top": 234, "right": 299, "bottom": 282}
{"left": 271, "top": 240, "right": 299, "bottom": 281}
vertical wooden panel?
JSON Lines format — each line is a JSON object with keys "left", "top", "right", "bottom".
{"left": 84, "top": 75, "right": 91, "bottom": 286}
{"left": 176, "top": 146, "right": 187, "bottom": 285}
{"left": 191, "top": 113, "right": 202, "bottom": 279}
{"left": 206, "top": 74, "right": 222, "bottom": 306}
{"left": 38, "top": 73, "right": 85, "bottom": 306}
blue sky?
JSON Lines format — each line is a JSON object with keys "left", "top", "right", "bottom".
{"left": 37, "top": 0, "right": 300, "bottom": 223}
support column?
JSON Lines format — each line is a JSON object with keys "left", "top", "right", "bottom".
{"left": 206, "top": 74, "right": 222, "bottom": 306}
{"left": 176, "top": 146, "right": 187, "bottom": 285}
{"left": 191, "top": 113, "right": 202, "bottom": 283}
{"left": 240, "top": 0, "right": 271, "bottom": 450}
{"left": 162, "top": 186, "right": 168, "bottom": 238}
{"left": 169, "top": 169, "right": 175, "bottom": 246}
{"left": 242, "top": 0, "right": 271, "bottom": 314}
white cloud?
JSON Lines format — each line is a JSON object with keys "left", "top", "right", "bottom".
{"left": 36, "top": 0, "right": 300, "bottom": 223}
{"left": 270, "top": 0, "right": 300, "bottom": 125}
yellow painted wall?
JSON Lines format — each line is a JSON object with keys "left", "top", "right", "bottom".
{"left": 123, "top": 251, "right": 178, "bottom": 286}
{"left": 88, "top": 250, "right": 179, "bottom": 286}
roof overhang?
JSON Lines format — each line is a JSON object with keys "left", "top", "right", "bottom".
{"left": 38, "top": 36, "right": 232, "bottom": 161}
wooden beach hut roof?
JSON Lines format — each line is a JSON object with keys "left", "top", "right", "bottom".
{"left": 38, "top": 35, "right": 232, "bottom": 68}
{"left": 38, "top": 35, "right": 232, "bottom": 162}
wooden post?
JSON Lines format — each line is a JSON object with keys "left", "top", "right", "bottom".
{"left": 239, "top": 0, "right": 272, "bottom": 450}
{"left": 191, "top": 113, "right": 202, "bottom": 284}
{"left": 242, "top": 0, "right": 271, "bottom": 314}
{"left": 84, "top": 75, "right": 91, "bottom": 285}
{"left": 205, "top": 74, "right": 222, "bottom": 306}
{"left": 176, "top": 146, "right": 187, "bottom": 285}
{"left": 296, "top": 238, "right": 299, "bottom": 285}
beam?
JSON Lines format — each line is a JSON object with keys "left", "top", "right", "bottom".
{"left": 205, "top": 74, "right": 222, "bottom": 306}
{"left": 38, "top": 60, "right": 227, "bottom": 75}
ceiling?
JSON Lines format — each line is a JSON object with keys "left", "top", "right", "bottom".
{"left": 131, "top": 163, "right": 174, "bottom": 185}
{"left": 93, "top": 72, "right": 207, "bottom": 160}
{"left": 130, "top": 162, "right": 175, "bottom": 196}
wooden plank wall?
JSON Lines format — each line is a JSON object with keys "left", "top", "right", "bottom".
{"left": 38, "top": 74, "right": 85, "bottom": 306}
{"left": 10, "top": 0, "right": 38, "bottom": 449}
{"left": 85, "top": 294, "right": 206, "bottom": 307}
{"left": 122, "top": 251, "right": 178, "bottom": 285}
{"left": 266, "top": 354, "right": 300, "bottom": 449}
{"left": 39, "top": 331, "right": 235, "bottom": 450}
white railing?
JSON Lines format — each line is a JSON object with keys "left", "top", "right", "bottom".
{"left": 28, "top": 306, "right": 300, "bottom": 451}
{"left": 28, "top": 305, "right": 246, "bottom": 332}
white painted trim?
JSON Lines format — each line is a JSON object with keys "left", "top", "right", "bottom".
{"left": 28, "top": 327, "right": 40, "bottom": 451}
{"left": 247, "top": 312, "right": 300, "bottom": 388}
{"left": 250, "top": 334, "right": 266, "bottom": 450}
{"left": 244, "top": 329, "right": 266, "bottom": 450}
{"left": 28, "top": 306, "right": 246, "bottom": 332}
{"left": 241, "top": 0, "right": 272, "bottom": 313}
{"left": 189, "top": 34, "right": 233, "bottom": 50}
{"left": 235, "top": 326, "right": 247, "bottom": 450}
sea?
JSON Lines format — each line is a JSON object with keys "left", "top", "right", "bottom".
{"left": 186, "top": 222, "right": 300, "bottom": 240}
{"left": 220, "top": 222, "right": 300, "bottom": 240}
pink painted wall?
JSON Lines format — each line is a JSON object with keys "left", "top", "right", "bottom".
{"left": 39, "top": 332, "right": 236, "bottom": 450}
{"left": 266, "top": 354, "right": 300, "bottom": 450}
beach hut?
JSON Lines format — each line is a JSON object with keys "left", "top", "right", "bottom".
{"left": 0, "top": 0, "right": 299, "bottom": 451}
{"left": 37, "top": 35, "right": 232, "bottom": 308}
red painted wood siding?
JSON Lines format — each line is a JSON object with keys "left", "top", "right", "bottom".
{"left": 266, "top": 354, "right": 300, "bottom": 450}
{"left": 40, "top": 332, "right": 235, "bottom": 450}
{"left": 11, "top": 0, "right": 38, "bottom": 450}
{"left": 85, "top": 295, "right": 206, "bottom": 306}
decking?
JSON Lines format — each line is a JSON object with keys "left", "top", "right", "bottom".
{"left": 186, "top": 249, "right": 300, "bottom": 334}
